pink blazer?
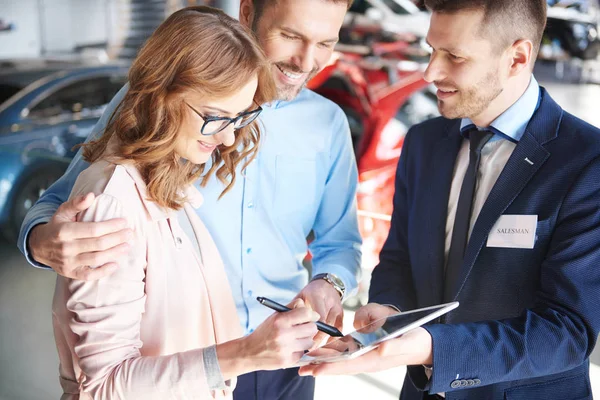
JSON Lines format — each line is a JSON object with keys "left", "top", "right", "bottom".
{"left": 52, "top": 160, "right": 243, "bottom": 399}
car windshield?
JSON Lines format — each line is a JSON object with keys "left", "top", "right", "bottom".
{"left": 0, "top": 83, "right": 24, "bottom": 106}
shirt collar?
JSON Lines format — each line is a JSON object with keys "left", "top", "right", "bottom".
{"left": 262, "top": 88, "right": 310, "bottom": 110}
{"left": 118, "top": 163, "right": 204, "bottom": 222}
{"left": 460, "top": 75, "right": 540, "bottom": 143}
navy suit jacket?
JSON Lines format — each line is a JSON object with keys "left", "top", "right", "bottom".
{"left": 370, "top": 88, "right": 600, "bottom": 400}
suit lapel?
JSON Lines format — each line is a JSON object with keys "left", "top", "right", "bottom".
{"left": 448, "top": 88, "right": 562, "bottom": 301}
{"left": 421, "top": 121, "right": 462, "bottom": 305}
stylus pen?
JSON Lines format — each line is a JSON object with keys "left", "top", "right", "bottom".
{"left": 257, "top": 297, "right": 344, "bottom": 337}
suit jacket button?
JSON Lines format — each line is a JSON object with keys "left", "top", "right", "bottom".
{"left": 451, "top": 380, "right": 461, "bottom": 389}
{"left": 466, "top": 379, "right": 475, "bottom": 386}
{"left": 460, "top": 380, "right": 468, "bottom": 387}
{"left": 474, "top": 379, "right": 481, "bottom": 385}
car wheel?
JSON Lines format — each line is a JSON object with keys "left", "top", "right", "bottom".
{"left": 3, "top": 164, "right": 66, "bottom": 243}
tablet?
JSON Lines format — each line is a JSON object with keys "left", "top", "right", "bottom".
{"left": 298, "top": 302, "right": 459, "bottom": 365}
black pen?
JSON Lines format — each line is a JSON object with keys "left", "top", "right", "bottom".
{"left": 257, "top": 296, "right": 344, "bottom": 337}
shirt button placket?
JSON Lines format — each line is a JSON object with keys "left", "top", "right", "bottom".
{"left": 241, "top": 158, "right": 256, "bottom": 331}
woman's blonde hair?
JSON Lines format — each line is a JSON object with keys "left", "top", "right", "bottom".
{"left": 82, "top": 6, "right": 276, "bottom": 209}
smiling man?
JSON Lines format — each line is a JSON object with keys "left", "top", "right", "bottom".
{"left": 18, "top": 1, "right": 361, "bottom": 399}
{"left": 249, "top": 0, "right": 340, "bottom": 101}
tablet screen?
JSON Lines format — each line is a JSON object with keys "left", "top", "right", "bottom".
{"left": 299, "top": 302, "right": 458, "bottom": 364}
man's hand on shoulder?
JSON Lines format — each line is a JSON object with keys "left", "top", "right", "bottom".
{"left": 28, "top": 192, "right": 132, "bottom": 280}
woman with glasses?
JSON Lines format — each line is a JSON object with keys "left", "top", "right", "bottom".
{"left": 52, "top": 7, "right": 319, "bottom": 400}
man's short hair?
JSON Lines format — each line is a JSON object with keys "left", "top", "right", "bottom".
{"left": 252, "top": 0, "right": 353, "bottom": 22}
{"left": 424, "top": 0, "right": 547, "bottom": 58}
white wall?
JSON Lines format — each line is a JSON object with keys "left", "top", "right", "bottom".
{"left": 215, "top": 0, "right": 240, "bottom": 18}
{"left": 0, "top": 0, "right": 42, "bottom": 58}
{"left": 0, "top": 0, "right": 110, "bottom": 59}
{"left": 39, "top": 0, "right": 72, "bottom": 52}
{"left": 42, "top": 0, "right": 109, "bottom": 53}
{"left": 69, "top": 0, "right": 109, "bottom": 48}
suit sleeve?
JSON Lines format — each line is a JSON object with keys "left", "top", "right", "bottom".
{"left": 368, "top": 127, "right": 417, "bottom": 311}
{"left": 61, "top": 193, "right": 229, "bottom": 399}
{"left": 420, "top": 155, "right": 600, "bottom": 394}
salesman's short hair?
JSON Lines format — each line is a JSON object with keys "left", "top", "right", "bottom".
{"left": 424, "top": 0, "right": 547, "bottom": 58}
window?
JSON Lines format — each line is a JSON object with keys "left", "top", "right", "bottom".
{"left": 350, "top": 0, "right": 418, "bottom": 16}
{"left": 350, "top": 0, "right": 372, "bottom": 14}
{"left": 381, "top": 0, "right": 413, "bottom": 15}
{"left": 0, "top": 84, "right": 23, "bottom": 105}
{"left": 28, "top": 75, "right": 126, "bottom": 120}
{"left": 395, "top": 90, "right": 439, "bottom": 127}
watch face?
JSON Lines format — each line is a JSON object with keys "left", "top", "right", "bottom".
{"left": 313, "top": 273, "right": 345, "bottom": 293}
{"left": 328, "top": 274, "right": 345, "bottom": 290}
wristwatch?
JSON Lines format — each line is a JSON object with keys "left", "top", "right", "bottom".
{"left": 311, "top": 273, "right": 345, "bottom": 299}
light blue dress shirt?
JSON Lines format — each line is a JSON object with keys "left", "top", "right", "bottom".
{"left": 460, "top": 76, "right": 541, "bottom": 142}
{"left": 18, "top": 84, "right": 362, "bottom": 334}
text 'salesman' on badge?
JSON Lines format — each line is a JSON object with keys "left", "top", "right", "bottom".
{"left": 487, "top": 215, "right": 538, "bottom": 249}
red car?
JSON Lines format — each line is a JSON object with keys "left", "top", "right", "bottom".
{"left": 308, "top": 45, "right": 438, "bottom": 305}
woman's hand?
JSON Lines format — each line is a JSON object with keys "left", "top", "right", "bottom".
{"left": 244, "top": 298, "right": 320, "bottom": 370}
{"left": 217, "top": 299, "right": 319, "bottom": 379}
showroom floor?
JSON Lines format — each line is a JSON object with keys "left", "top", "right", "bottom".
{"left": 1, "top": 77, "right": 600, "bottom": 400}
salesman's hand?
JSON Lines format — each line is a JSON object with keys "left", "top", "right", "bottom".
{"left": 294, "top": 279, "right": 344, "bottom": 346}
{"left": 28, "top": 192, "right": 133, "bottom": 280}
{"left": 299, "top": 327, "right": 433, "bottom": 376}
{"left": 354, "top": 303, "right": 400, "bottom": 332}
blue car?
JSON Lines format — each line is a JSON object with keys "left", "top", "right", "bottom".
{"left": 0, "top": 60, "right": 128, "bottom": 241}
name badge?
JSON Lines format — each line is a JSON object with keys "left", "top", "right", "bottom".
{"left": 487, "top": 215, "right": 538, "bottom": 249}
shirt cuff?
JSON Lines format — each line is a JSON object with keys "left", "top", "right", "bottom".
{"left": 18, "top": 218, "right": 52, "bottom": 270}
{"left": 202, "top": 345, "right": 227, "bottom": 391}
{"left": 423, "top": 365, "right": 446, "bottom": 398}
{"left": 312, "top": 264, "right": 359, "bottom": 300}
{"left": 384, "top": 304, "right": 401, "bottom": 312}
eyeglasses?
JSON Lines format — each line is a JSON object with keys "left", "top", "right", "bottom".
{"left": 186, "top": 102, "right": 263, "bottom": 136}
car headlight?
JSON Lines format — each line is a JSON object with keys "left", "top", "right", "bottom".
{"left": 571, "top": 22, "right": 588, "bottom": 40}
{"left": 571, "top": 21, "right": 598, "bottom": 41}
